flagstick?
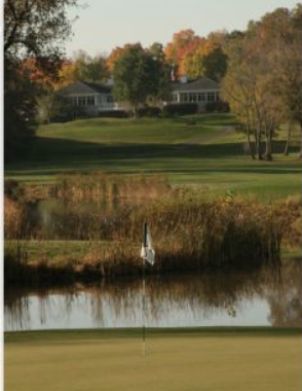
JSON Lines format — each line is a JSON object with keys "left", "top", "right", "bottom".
{"left": 142, "top": 255, "right": 146, "bottom": 356}
{"left": 142, "top": 222, "right": 147, "bottom": 357}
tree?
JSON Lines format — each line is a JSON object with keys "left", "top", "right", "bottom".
{"left": 71, "top": 50, "right": 109, "bottom": 82}
{"left": 148, "top": 42, "right": 165, "bottom": 62}
{"left": 165, "top": 29, "right": 203, "bottom": 77}
{"left": 221, "top": 30, "right": 284, "bottom": 161}
{"left": 4, "top": 61, "right": 37, "bottom": 159}
{"left": 263, "top": 6, "right": 302, "bottom": 157}
{"left": 165, "top": 29, "right": 228, "bottom": 81}
{"left": 202, "top": 47, "right": 228, "bottom": 81}
{"left": 56, "top": 59, "right": 77, "bottom": 88}
{"left": 107, "top": 45, "right": 130, "bottom": 73}
{"left": 112, "top": 44, "right": 170, "bottom": 115}
{"left": 238, "top": 5, "right": 302, "bottom": 158}
{"left": 4, "top": 0, "right": 78, "bottom": 161}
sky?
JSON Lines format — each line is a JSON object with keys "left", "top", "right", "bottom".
{"left": 65, "top": 0, "right": 300, "bottom": 57}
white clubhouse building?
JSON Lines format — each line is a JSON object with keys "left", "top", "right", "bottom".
{"left": 58, "top": 76, "right": 220, "bottom": 115}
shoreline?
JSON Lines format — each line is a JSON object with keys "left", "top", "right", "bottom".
{"left": 5, "top": 326, "right": 302, "bottom": 341}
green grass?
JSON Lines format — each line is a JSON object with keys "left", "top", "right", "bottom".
{"left": 5, "top": 239, "right": 107, "bottom": 260}
{"left": 5, "top": 328, "right": 302, "bottom": 391}
{"left": 5, "top": 114, "right": 301, "bottom": 198}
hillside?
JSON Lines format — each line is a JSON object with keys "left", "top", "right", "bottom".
{"left": 5, "top": 114, "right": 301, "bottom": 199}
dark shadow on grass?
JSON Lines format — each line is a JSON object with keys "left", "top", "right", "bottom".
{"left": 5, "top": 136, "right": 300, "bottom": 175}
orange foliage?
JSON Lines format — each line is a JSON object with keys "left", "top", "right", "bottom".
{"left": 20, "top": 57, "right": 59, "bottom": 89}
{"left": 106, "top": 45, "right": 131, "bottom": 72}
{"left": 55, "top": 60, "right": 77, "bottom": 89}
{"left": 164, "top": 29, "right": 203, "bottom": 76}
{"left": 164, "top": 29, "right": 226, "bottom": 78}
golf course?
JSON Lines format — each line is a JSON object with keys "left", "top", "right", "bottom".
{"left": 5, "top": 114, "right": 302, "bottom": 391}
{"left": 5, "top": 114, "right": 301, "bottom": 199}
{"left": 4, "top": 1, "right": 302, "bottom": 390}
{"left": 5, "top": 328, "right": 302, "bottom": 391}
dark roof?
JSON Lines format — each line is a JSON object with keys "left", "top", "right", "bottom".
{"left": 171, "top": 77, "right": 219, "bottom": 92}
{"left": 58, "top": 81, "right": 112, "bottom": 95}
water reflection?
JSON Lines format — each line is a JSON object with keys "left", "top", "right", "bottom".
{"left": 267, "top": 261, "right": 302, "bottom": 327}
{"left": 5, "top": 261, "right": 302, "bottom": 331}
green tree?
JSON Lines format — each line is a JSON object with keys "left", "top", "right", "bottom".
{"left": 202, "top": 47, "right": 228, "bottom": 81}
{"left": 72, "top": 50, "right": 109, "bottom": 82}
{"left": 113, "top": 44, "right": 170, "bottom": 115}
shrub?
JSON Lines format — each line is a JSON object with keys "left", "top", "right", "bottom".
{"left": 4, "top": 180, "right": 23, "bottom": 200}
{"left": 205, "top": 101, "right": 230, "bottom": 113}
{"left": 162, "top": 103, "right": 198, "bottom": 116}
{"left": 137, "top": 106, "right": 161, "bottom": 117}
{"left": 97, "top": 110, "right": 129, "bottom": 118}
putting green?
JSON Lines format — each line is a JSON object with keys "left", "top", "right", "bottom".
{"left": 5, "top": 328, "right": 302, "bottom": 391}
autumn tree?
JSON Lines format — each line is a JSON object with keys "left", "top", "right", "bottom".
{"left": 71, "top": 50, "right": 109, "bottom": 82}
{"left": 165, "top": 29, "right": 203, "bottom": 77}
{"left": 221, "top": 29, "right": 284, "bottom": 160}
{"left": 107, "top": 45, "right": 130, "bottom": 73}
{"left": 261, "top": 6, "right": 302, "bottom": 157}
{"left": 165, "top": 29, "right": 228, "bottom": 81}
{"left": 4, "top": 0, "right": 78, "bottom": 161}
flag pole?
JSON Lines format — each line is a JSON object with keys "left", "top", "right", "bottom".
{"left": 142, "top": 222, "right": 147, "bottom": 356}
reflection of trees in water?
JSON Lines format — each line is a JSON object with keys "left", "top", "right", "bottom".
{"left": 267, "top": 261, "right": 302, "bottom": 327}
{"left": 5, "top": 262, "right": 302, "bottom": 330}
{"left": 4, "top": 290, "right": 30, "bottom": 330}
{"left": 5, "top": 287, "right": 80, "bottom": 330}
{"left": 145, "top": 270, "right": 267, "bottom": 321}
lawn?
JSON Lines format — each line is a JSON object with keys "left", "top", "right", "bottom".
{"left": 5, "top": 328, "right": 302, "bottom": 391}
{"left": 5, "top": 114, "right": 301, "bottom": 199}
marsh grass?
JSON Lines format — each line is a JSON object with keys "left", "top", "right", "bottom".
{"left": 5, "top": 174, "right": 294, "bottom": 283}
{"left": 4, "top": 174, "right": 301, "bottom": 285}
{"left": 54, "top": 172, "right": 171, "bottom": 203}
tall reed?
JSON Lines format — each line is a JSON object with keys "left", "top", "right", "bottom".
{"left": 4, "top": 174, "right": 300, "bottom": 286}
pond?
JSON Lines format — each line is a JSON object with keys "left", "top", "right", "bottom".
{"left": 5, "top": 260, "right": 302, "bottom": 331}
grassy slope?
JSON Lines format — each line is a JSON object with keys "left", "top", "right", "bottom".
{"left": 5, "top": 328, "right": 302, "bottom": 391}
{"left": 5, "top": 114, "right": 301, "bottom": 198}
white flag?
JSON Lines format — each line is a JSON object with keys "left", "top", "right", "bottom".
{"left": 140, "top": 226, "right": 155, "bottom": 266}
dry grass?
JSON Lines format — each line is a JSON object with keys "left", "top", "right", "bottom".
{"left": 4, "top": 175, "right": 301, "bottom": 286}
{"left": 4, "top": 197, "right": 25, "bottom": 239}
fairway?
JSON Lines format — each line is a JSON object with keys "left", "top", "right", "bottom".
{"left": 5, "top": 114, "right": 301, "bottom": 198}
{"left": 5, "top": 329, "right": 302, "bottom": 391}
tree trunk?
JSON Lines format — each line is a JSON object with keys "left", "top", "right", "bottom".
{"left": 284, "top": 121, "right": 292, "bottom": 156}
{"left": 255, "top": 127, "right": 263, "bottom": 160}
{"left": 264, "top": 126, "right": 273, "bottom": 161}
{"left": 247, "top": 126, "right": 255, "bottom": 159}
{"left": 299, "top": 121, "right": 302, "bottom": 159}
{"left": 133, "top": 105, "right": 139, "bottom": 118}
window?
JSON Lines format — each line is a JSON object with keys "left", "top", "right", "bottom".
{"left": 73, "top": 95, "right": 96, "bottom": 106}
{"left": 69, "top": 97, "right": 77, "bottom": 106}
{"left": 189, "top": 93, "right": 197, "bottom": 102}
{"left": 78, "top": 96, "right": 86, "bottom": 106}
{"left": 207, "top": 92, "right": 215, "bottom": 102}
{"left": 172, "top": 93, "right": 178, "bottom": 102}
{"left": 107, "top": 95, "right": 114, "bottom": 103}
{"left": 180, "top": 93, "right": 188, "bottom": 102}
{"left": 198, "top": 93, "right": 205, "bottom": 102}
{"left": 87, "top": 96, "right": 95, "bottom": 106}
